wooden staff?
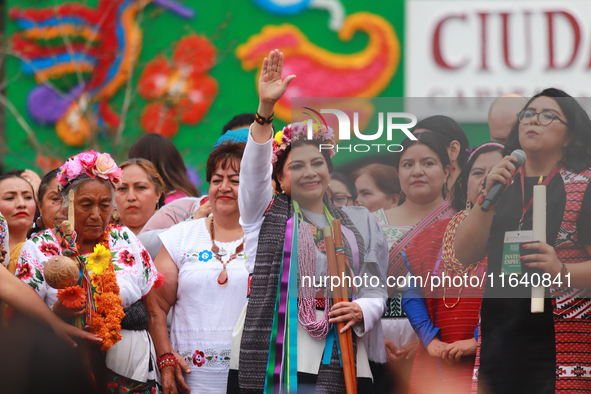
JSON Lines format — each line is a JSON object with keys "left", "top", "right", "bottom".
{"left": 64, "top": 190, "right": 84, "bottom": 329}
{"left": 324, "top": 225, "right": 357, "bottom": 394}
{"left": 332, "top": 220, "right": 357, "bottom": 393}
{"left": 62, "top": 190, "right": 75, "bottom": 236}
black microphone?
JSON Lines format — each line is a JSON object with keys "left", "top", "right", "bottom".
{"left": 481, "top": 149, "right": 527, "bottom": 212}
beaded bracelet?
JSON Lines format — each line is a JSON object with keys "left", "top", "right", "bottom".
{"left": 157, "top": 352, "right": 177, "bottom": 371}
{"left": 255, "top": 112, "right": 274, "bottom": 125}
{"left": 476, "top": 191, "right": 495, "bottom": 211}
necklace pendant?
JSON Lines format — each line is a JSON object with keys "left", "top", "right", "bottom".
{"left": 217, "top": 267, "right": 228, "bottom": 286}
{"left": 218, "top": 247, "right": 227, "bottom": 256}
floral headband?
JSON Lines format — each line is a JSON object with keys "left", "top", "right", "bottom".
{"left": 57, "top": 150, "right": 123, "bottom": 191}
{"left": 272, "top": 120, "right": 336, "bottom": 167}
{"left": 467, "top": 142, "right": 505, "bottom": 163}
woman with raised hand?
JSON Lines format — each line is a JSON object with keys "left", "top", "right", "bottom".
{"left": 15, "top": 151, "right": 160, "bottom": 392}
{"left": 402, "top": 142, "right": 504, "bottom": 393}
{"left": 115, "top": 158, "right": 164, "bottom": 235}
{"left": 455, "top": 88, "right": 591, "bottom": 393}
{"left": 227, "top": 49, "right": 388, "bottom": 393}
{"left": 376, "top": 132, "right": 456, "bottom": 393}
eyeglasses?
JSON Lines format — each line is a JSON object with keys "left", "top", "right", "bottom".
{"left": 517, "top": 110, "right": 568, "bottom": 126}
{"left": 333, "top": 195, "right": 354, "bottom": 207}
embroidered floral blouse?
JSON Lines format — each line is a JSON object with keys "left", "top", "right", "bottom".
{"left": 15, "top": 225, "right": 157, "bottom": 309}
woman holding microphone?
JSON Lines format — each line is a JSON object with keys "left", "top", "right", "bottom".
{"left": 455, "top": 88, "right": 591, "bottom": 393}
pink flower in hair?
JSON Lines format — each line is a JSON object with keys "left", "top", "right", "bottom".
{"left": 64, "top": 156, "right": 84, "bottom": 179}
{"left": 78, "top": 150, "right": 99, "bottom": 168}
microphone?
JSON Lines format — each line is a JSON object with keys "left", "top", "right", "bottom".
{"left": 481, "top": 149, "right": 527, "bottom": 212}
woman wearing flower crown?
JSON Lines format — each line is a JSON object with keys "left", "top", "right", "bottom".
{"left": 401, "top": 142, "right": 503, "bottom": 393}
{"left": 227, "top": 50, "right": 388, "bottom": 393}
{"left": 15, "top": 151, "right": 160, "bottom": 393}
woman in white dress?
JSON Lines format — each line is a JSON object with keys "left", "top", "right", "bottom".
{"left": 146, "top": 141, "right": 248, "bottom": 394}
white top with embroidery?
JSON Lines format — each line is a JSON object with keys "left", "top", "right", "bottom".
{"left": 15, "top": 225, "right": 157, "bottom": 309}
{"left": 159, "top": 218, "right": 249, "bottom": 394}
{"left": 373, "top": 208, "right": 413, "bottom": 250}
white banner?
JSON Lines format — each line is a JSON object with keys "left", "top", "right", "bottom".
{"left": 406, "top": 0, "right": 591, "bottom": 121}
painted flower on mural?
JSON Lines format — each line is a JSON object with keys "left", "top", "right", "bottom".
{"left": 138, "top": 35, "right": 218, "bottom": 138}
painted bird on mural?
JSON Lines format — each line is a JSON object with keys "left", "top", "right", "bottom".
{"left": 236, "top": 12, "right": 401, "bottom": 123}
{"left": 10, "top": 0, "right": 194, "bottom": 146}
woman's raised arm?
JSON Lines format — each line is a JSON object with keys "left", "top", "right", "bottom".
{"left": 252, "top": 49, "right": 295, "bottom": 144}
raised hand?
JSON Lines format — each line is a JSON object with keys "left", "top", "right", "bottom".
{"left": 258, "top": 49, "right": 296, "bottom": 107}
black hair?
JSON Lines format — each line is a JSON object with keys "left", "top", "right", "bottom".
{"left": 222, "top": 113, "right": 256, "bottom": 135}
{"left": 330, "top": 172, "right": 358, "bottom": 201}
{"left": 451, "top": 144, "right": 504, "bottom": 212}
{"left": 38, "top": 169, "right": 60, "bottom": 205}
{"left": 273, "top": 140, "right": 334, "bottom": 193}
{"left": 394, "top": 132, "right": 451, "bottom": 170}
{"left": 206, "top": 142, "right": 246, "bottom": 183}
{"left": 128, "top": 134, "right": 201, "bottom": 198}
{"left": 413, "top": 115, "right": 470, "bottom": 166}
{"left": 504, "top": 88, "right": 591, "bottom": 173}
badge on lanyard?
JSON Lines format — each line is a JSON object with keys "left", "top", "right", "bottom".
{"left": 502, "top": 230, "right": 533, "bottom": 275}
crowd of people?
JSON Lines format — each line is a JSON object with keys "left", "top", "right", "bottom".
{"left": 0, "top": 49, "right": 589, "bottom": 394}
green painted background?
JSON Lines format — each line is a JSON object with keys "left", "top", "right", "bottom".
{"left": 4, "top": 0, "right": 406, "bottom": 186}
{"left": 4, "top": 0, "right": 493, "bottom": 186}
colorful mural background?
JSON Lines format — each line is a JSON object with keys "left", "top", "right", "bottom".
{"left": 4, "top": 0, "right": 407, "bottom": 183}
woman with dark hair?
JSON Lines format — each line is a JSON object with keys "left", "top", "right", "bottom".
{"left": 376, "top": 132, "right": 456, "bottom": 393}
{"left": 228, "top": 50, "right": 388, "bottom": 393}
{"left": 0, "top": 173, "right": 37, "bottom": 274}
{"left": 329, "top": 171, "right": 357, "bottom": 207}
{"left": 402, "top": 142, "right": 504, "bottom": 394}
{"left": 129, "top": 134, "right": 200, "bottom": 203}
{"left": 351, "top": 164, "right": 401, "bottom": 213}
{"left": 413, "top": 115, "right": 470, "bottom": 197}
{"left": 146, "top": 142, "right": 247, "bottom": 394}
{"left": 36, "top": 169, "right": 62, "bottom": 231}
{"left": 455, "top": 88, "right": 591, "bottom": 393}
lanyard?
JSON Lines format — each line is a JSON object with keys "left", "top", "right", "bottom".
{"left": 518, "top": 163, "right": 562, "bottom": 229}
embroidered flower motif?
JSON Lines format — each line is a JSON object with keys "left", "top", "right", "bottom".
{"left": 572, "top": 366, "right": 586, "bottom": 377}
{"left": 317, "top": 239, "right": 326, "bottom": 253}
{"left": 192, "top": 350, "right": 205, "bottom": 367}
{"left": 118, "top": 250, "right": 135, "bottom": 267}
{"left": 138, "top": 35, "right": 218, "bottom": 137}
{"left": 39, "top": 242, "right": 60, "bottom": 257}
{"left": 198, "top": 250, "right": 212, "bottom": 262}
{"left": 140, "top": 249, "right": 151, "bottom": 270}
{"left": 16, "top": 262, "right": 33, "bottom": 280}
{"left": 86, "top": 244, "right": 112, "bottom": 275}
{"left": 57, "top": 285, "right": 85, "bottom": 308}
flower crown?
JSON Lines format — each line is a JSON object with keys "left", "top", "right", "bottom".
{"left": 57, "top": 150, "right": 123, "bottom": 191}
{"left": 272, "top": 120, "right": 336, "bottom": 167}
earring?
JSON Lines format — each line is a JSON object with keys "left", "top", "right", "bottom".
{"left": 465, "top": 192, "right": 471, "bottom": 213}
{"left": 112, "top": 211, "right": 120, "bottom": 221}
{"left": 451, "top": 165, "right": 456, "bottom": 172}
